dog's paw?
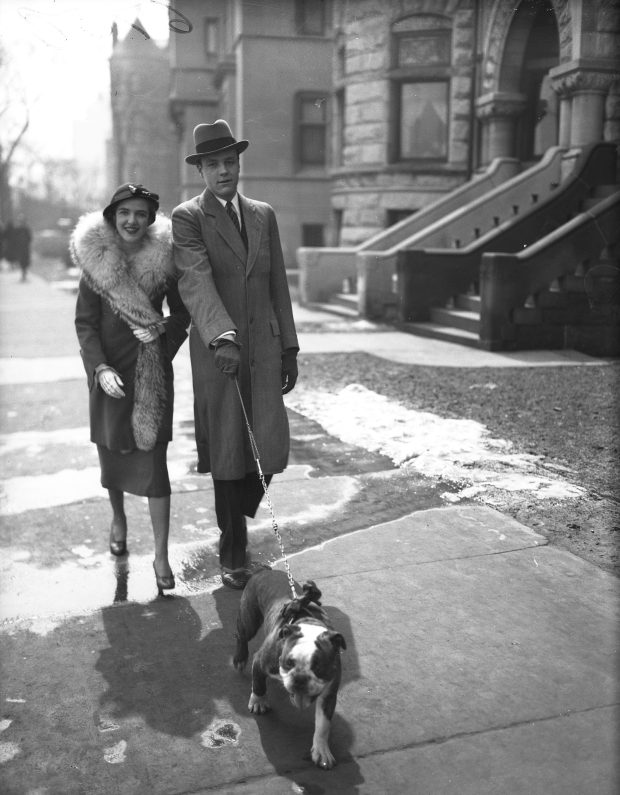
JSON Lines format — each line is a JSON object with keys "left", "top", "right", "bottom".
{"left": 311, "top": 740, "right": 335, "bottom": 770}
{"left": 248, "top": 692, "right": 271, "bottom": 714}
{"left": 232, "top": 655, "right": 247, "bottom": 672}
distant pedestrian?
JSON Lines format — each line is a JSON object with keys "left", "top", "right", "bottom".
{"left": 73, "top": 183, "right": 190, "bottom": 596}
{"left": 172, "top": 119, "right": 299, "bottom": 590}
{"left": 0, "top": 221, "right": 5, "bottom": 270}
{"left": 4, "top": 214, "right": 32, "bottom": 281}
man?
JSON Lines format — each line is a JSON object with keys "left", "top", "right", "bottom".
{"left": 172, "top": 119, "right": 299, "bottom": 590}
{"left": 5, "top": 214, "right": 32, "bottom": 282}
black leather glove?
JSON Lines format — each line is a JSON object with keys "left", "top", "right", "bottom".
{"left": 213, "top": 338, "right": 241, "bottom": 378}
{"left": 281, "top": 348, "right": 298, "bottom": 394}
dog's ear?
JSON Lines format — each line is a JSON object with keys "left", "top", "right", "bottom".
{"left": 279, "top": 624, "right": 303, "bottom": 640}
{"left": 302, "top": 580, "right": 322, "bottom": 604}
{"left": 328, "top": 631, "right": 346, "bottom": 651}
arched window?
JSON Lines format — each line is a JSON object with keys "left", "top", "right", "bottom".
{"left": 389, "top": 14, "right": 452, "bottom": 163}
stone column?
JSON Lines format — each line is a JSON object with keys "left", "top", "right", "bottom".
{"left": 475, "top": 92, "right": 527, "bottom": 166}
{"left": 550, "top": 60, "right": 619, "bottom": 147}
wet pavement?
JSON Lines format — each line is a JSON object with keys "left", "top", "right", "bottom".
{"left": 0, "top": 268, "right": 617, "bottom": 793}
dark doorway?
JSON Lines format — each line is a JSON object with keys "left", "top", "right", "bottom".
{"left": 500, "top": 0, "right": 560, "bottom": 162}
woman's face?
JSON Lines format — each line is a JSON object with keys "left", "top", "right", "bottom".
{"left": 114, "top": 198, "right": 150, "bottom": 244}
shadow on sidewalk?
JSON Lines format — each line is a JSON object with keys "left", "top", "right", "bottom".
{"left": 96, "top": 593, "right": 238, "bottom": 737}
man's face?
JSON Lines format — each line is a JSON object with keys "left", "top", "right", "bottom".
{"left": 199, "top": 150, "right": 240, "bottom": 200}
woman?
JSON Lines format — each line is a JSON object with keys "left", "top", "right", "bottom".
{"left": 73, "top": 183, "right": 189, "bottom": 595}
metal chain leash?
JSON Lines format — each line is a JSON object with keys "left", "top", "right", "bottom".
{"left": 234, "top": 378, "right": 298, "bottom": 599}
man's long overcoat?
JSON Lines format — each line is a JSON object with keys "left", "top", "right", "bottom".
{"left": 172, "top": 189, "right": 298, "bottom": 480}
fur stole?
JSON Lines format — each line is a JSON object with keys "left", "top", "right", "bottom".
{"left": 71, "top": 212, "right": 175, "bottom": 451}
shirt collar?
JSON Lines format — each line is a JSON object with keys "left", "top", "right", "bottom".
{"left": 214, "top": 192, "right": 240, "bottom": 215}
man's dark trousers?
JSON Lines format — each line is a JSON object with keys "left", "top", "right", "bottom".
{"left": 213, "top": 472, "right": 273, "bottom": 570}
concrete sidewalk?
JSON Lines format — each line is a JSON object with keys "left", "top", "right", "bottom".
{"left": 1, "top": 505, "right": 617, "bottom": 793}
{"left": 0, "top": 269, "right": 617, "bottom": 793}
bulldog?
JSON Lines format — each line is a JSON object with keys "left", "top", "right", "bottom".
{"left": 233, "top": 568, "right": 346, "bottom": 769}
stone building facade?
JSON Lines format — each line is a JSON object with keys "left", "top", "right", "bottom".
{"left": 109, "top": 21, "right": 178, "bottom": 214}
{"left": 168, "top": 0, "right": 333, "bottom": 267}
{"left": 330, "top": 0, "right": 619, "bottom": 246}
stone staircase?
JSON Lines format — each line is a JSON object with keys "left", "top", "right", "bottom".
{"left": 308, "top": 290, "right": 359, "bottom": 318}
{"left": 403, "top": 290, "right": 481, "bottom": 348}
{"left": 400, "top": 181, "right": 619, "bottom": 348}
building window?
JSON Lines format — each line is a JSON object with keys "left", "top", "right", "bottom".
{"left": 390, "top": 16, "right": 452, "bottom": 162}
{"left": 398, "top": 82, "right": 448, "bottom": 159}
{"left": 203, "top": 18, "right": 219, "bottom": 57}
{"left": 296, "top": 0, "right": 326, "bottom": 36}
{"left": 302, "top": 223, "right": 325, "bottom": 246}
{"left": 333, "top": 209, "right": 343, "bottom": 246}
{"left": 333, "top": 88, "right": 345, "bottom": 167}
{"left": 296, "top": 93, "right": 327, "bottom": 167}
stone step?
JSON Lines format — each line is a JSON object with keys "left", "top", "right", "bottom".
{"left": 431, "top": 307, "right": 480, "bottom": 333}
{"left": 455, "top": 293, "right": 481, "bottom": 312}
{"left": 286, "top": 269, "right": 300, "bottom": 286}
{"left": 308, "top": 300, "right": 360, "bottom": 319}
{"left": 330, "top": 292, "right": 359, "bottom": 310}
{"left": 399, "top": 321, "right": 480, "bottom": 348}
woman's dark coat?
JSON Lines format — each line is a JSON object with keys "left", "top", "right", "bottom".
{"left": 172, "top": 189, "right": 298, "bottom": 479}
{"left": 73, "top": 213, "right": 189, "bottom": 451}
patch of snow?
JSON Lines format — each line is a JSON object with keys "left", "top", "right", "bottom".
{"left": 288, "top": 384, "right": 585, "bottom": 502}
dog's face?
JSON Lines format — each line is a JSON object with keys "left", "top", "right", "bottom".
{"left": 278, "top": 623, "right": 346, "bottom": 710}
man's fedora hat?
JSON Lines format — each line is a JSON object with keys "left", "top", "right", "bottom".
{"left": 103, "top": 183, "right": 160, "bottom": 225}
{"left": 185, "top": 119, "right": 249, "bottom": 164}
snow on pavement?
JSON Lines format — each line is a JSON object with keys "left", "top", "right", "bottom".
{"left": 287, "top": 383, "right": 584, "bottom": 502}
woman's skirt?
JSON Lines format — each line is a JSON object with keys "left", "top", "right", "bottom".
{"left": 97, "top": 442, "right": 171, "bottom": 497}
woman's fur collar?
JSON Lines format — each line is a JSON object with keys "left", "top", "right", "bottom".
{"left": 71, "top": 212, "right": 174, "bottom": 451}
{"left": 71, "top": 211, "right": 174, "bottom": 295}
{"left": 71, "top": 212, "right": 174, "bottom": 328}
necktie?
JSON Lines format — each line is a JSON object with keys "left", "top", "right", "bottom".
{"left": 226, "top": 201, "right": 241, "bottom": 235}
{"left": 226, "top": 200, "right": 248, "bottom": 250}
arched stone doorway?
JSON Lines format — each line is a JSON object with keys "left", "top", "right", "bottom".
{"left": 502, "top": 1, "right": 560, "bottom": 161}
{"left": 477, "top": 0, "right": 562, "bottom": 165}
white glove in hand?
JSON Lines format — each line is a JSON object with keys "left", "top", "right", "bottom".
{"left": 98, "top": 367, "right": 125, "bottom": 398}
{"left": 131, "top": 325, "right": 162, "bottom": 343}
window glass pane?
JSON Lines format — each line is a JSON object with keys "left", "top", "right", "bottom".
{"left": 298, "top": 0, "right": 324, "bottom": 35}
{"left": 398, "top": 33, "right": 450, "bottom": 67}
{"left": 204, "top": 19, "right": 218, "bottom": 56}
{"left": 300, "top": 126, "right": 325, "bottom": 164}
{"left": 300, "top": 97, "right": 325, "bottom": 123}
{"left": 400, "top": 82, "right": 448, "bottom": 159}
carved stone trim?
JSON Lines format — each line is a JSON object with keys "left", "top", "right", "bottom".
{"left": 475, "top": 91, "right": 527, "bottom": 120}
{"left": 550, "top": 60, "right": 620, "bottom": 96}
{"left": 482, "top": 0, "right": 572, "bottom": 94}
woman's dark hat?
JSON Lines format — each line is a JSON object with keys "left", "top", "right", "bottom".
{"left": 185, "top": 119, "right": 249, "bottom": 165}
{"left": 103, "top": 183, "right": 160, "bottom": 225}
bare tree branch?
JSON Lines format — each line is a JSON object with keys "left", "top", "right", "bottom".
{"left": 4, "top": 115, "right": 29, "bottom": 166}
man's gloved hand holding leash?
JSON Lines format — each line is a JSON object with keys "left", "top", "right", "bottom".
{"left": 212, "top": 335, "right": 298, "bottom": 394}
{"left": 280, "top": 348, "right": 298, "bottom": 394}
{"left": 213, "top": 336, "right": 242, "bottom": 377}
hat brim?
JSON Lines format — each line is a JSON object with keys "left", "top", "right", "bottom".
{"left": 103, "top": 199, "right": 159, "bottom": 225}
{"left": 185, "top": 139, "right": 249, "bottom": 165}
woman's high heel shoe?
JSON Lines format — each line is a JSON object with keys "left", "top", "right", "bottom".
{"left": 109, "top": 525, "right": 127, "bottom": 556}
{"left": 153, "top": 561, "right": 175, "bottom": 596}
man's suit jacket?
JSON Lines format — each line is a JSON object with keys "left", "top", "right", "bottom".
{"left": 172, "top": 188, "right": 298, "bottom": 480}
